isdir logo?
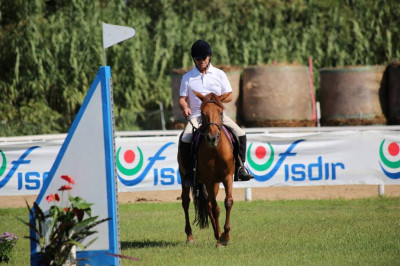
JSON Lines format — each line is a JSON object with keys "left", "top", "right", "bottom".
{"left": 247, "top": 140, "right": 305, "bottom": 182}
{"left": 0, "top": 150, "right": 7, "bottom": 177}
{"left": 116, "top": 142, "right": 175, "bottom": 186}
{"left": 379, "top": 139, "right": 400, "bottom": 179}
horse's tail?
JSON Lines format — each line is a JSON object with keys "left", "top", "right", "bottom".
{"left": 192, "top": 182, "right": 209, "bottom": 229}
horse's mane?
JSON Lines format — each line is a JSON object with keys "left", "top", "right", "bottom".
{"left": 200, "top": 93, "right": 225, "bottom": 110}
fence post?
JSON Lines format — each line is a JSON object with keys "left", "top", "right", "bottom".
{"left": 378, "top": 184, "right": 385, "bottom": 196}
{"left": 245, "top": 187, "right": 252, "bottom": 201}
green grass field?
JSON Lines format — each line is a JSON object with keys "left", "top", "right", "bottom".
{"left": 1, "top": 197, "right": 400, "bottom": 265}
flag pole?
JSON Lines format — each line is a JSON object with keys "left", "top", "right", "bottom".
{"left": 103, "top": 48, "right": 107, "bottom": 66}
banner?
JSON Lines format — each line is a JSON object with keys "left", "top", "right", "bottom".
{"left": 1, "top": 129, "right": 400, "bottom": 196}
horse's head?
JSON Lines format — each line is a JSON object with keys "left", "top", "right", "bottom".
{"left": 193, "top": 91, "right": 230, "bottom": 147}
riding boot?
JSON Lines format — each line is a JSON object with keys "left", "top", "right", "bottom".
{"left": 180, "top": 141, "right": 194, "bottom": 186}
{"left": 236, "top": 135, "right": 254, "bottom": 181}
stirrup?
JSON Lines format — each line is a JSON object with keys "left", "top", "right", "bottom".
{"left": 236, "top": 166, "right": 254, "bottom": 181}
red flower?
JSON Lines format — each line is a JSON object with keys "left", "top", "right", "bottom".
{"left": 61, "top": 175, "right": 75, "bottom": 185}
{"left": 63, "top": 208, "right": 70, "bottom": 212}
{"left": 46, "top": 194, "right": 54, "bottom": 203}
{"left": 58, "top": 185, "right": 72, "bottom": 191}
{"left": 54, "top": 193, "right": 60, "bottom": 202}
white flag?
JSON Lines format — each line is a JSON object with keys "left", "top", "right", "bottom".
{"left": 102, "top": 22, "right": 136, "bottom": 49}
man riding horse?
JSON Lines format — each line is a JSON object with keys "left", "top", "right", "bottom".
{"left": 178, "top": 39, "right": 254, "bottom": 184}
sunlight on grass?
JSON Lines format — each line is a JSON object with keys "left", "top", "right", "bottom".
{"left": 1, "top": 197, "right": 399, "bottom": 265}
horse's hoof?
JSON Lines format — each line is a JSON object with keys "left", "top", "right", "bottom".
{"left": 216, "top": 241, "right": 227, "bottom": 248}
{"left": 186, "top": 236, "right": 195, "bottom": 244}
{"left": 219, "top": 239, "right": 229, "bottom": 246}
{"left": 219, "top": 233, "right": 230, "bottom": 246}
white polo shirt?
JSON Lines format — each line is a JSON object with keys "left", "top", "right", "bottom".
{"left": 179, "top": 63, "right": 233, "bottom": 119}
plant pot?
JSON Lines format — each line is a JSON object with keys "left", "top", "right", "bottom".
{"left": 62, "top": 245, "right": 77, "bottom": 266}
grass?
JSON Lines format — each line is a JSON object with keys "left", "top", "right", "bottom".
{"left": 1, "top": 197, "right": 400, "bottom": 265}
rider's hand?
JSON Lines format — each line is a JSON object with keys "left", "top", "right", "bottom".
{"left": 183, "top": 107, "right": 191, "bottom": 118}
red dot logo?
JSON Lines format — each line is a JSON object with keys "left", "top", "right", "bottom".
{"left": 255, "top": 146, "right": 267, "bottom": 159}
{"left": 388, "top": 142, "right": 399, "bottom": 156}
{"left": 124, "top": 149, "right": 135, "bottom": 163}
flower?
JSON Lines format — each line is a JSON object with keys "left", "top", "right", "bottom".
{"left": 46, "top": 193, "right": 61, "bottom": 203}
{"left": 46, "top": 194, "right": 54, "bottom": 203}
{"left": 0, "top": 232, "right": 18, "bottom": 263}
{"left": 0, "top": 232, "right": 18, "bottom": 242}
{"left": 61, "top": 175, "right": 75, "bottom": 185}
{"left": 58, "top": 185, "right": 72, "bottom": 191}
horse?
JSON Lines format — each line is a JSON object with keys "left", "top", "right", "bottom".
{"left": 178, "top": 91, "right": 235, "bottom": 247}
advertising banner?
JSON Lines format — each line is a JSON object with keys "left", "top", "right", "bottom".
{"left": 1, "top": 129, "right": 400, "bottom": 196}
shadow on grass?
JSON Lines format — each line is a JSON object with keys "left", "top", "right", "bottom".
{"left": 121, "top": 239, "right": 180, "bottom": 249}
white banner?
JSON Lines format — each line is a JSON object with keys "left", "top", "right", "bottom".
{"left": 1, "top": 129, "right": 400, "bottom": 196}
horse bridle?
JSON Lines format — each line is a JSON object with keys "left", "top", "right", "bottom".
{"left": 187, "top": 99, "right": 223, "bottom": 139}
{"left": 202, "top": 121, "right": 221, "bottom": 134}
{"left": 201, "top": 100, "right": 223, "bottom": 140}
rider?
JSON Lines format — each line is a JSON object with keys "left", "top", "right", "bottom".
{"left": 178, "top": 39, "right": 254, "bottom": 184}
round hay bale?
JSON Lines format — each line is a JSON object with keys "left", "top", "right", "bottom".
{"left": 166, "top": 120, "right": 186, "bottom": 130}
{"left": 241, "top": 64, "right": 314, "bottom": 127}
{"left": 171, "top": 68, "right": 190, "bottom": 123}
{"left": 216, "top": 65, "right": 242, "bottom": 122}
{"left": 319, "top": 65, "right": 386, "bottom": 126}
{"left": 387, "top": 61, "right": 400, "bottom": 124}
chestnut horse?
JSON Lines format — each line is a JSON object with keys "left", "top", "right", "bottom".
{"left": 178, "top": 91, "right": 235, "bottom": 247}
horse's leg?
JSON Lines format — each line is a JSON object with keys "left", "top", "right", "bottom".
{"left": 181, "top": 186, "right": 194, "bottom": 243}
{"left": 219, "top": 179, "right": 233, "bottom": 246}
{"left": 206, "top": 183, "right": 221, "bottom": 241}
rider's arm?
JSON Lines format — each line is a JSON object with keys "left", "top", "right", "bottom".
{"left": 221, "top": 92, "right": 232, "bottom": 103}
{"left": 179, "top": 96, "right": 192, "bottom": 118}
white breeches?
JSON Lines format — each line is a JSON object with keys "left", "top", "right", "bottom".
{"left": 181, "top": 115, "right": 245, "bottom": 143}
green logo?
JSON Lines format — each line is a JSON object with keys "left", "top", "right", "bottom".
{"left": 116, "top": 146, "right": 144, "bottom": 176}
{"left": 0, "top": 150, "right": 6, "bottom": 177}
{"left": 247, "top": 142, "right": 275, "bottom": 172}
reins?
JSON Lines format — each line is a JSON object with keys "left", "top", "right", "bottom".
{"left": 187, "top": 117, "right": 199, "bottom": 131}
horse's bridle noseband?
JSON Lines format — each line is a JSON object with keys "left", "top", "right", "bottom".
{"left": 203, "top": 121, "right": 221, "bottom": 131}
{"left": 189, "top": 98, "right": 224, "bottom": 145}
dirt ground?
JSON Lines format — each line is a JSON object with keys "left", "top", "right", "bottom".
{"left": 1, "top": 185, "right": 400, "bottom": 209}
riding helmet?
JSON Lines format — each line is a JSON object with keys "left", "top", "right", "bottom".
{"left": 191, "top": 40, "right": 212, "bottom": 59}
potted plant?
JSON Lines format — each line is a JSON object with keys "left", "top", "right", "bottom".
{"left": 22, "top": 175, "right": 110, "bottom": 265}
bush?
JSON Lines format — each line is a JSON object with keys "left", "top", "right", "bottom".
{"left": 0, "top": 0, "right": 399, "bottom": 135}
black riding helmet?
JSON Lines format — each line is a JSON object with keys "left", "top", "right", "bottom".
{"left": 191, "top": 40, "right": 212, "bottom": 60}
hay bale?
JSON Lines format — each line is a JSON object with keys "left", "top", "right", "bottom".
{"left": 241, "top": 64, "right": 314, "bottom": 127}
{"left": 320, "top": 65, "right": 386, "bottom": 126}
{"left": 387, "top": 61, "right": 400, "bottom": 124}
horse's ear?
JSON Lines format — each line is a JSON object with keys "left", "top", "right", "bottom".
{"left": 219, "top": 92, "right": 231, "bottom": 103}
{"left": 193, "top": 90, "right": 205, "bottom": 101}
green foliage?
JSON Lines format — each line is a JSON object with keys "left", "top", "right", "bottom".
{"left": 0, "top": 0, "right": 399, "bottom": 136}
